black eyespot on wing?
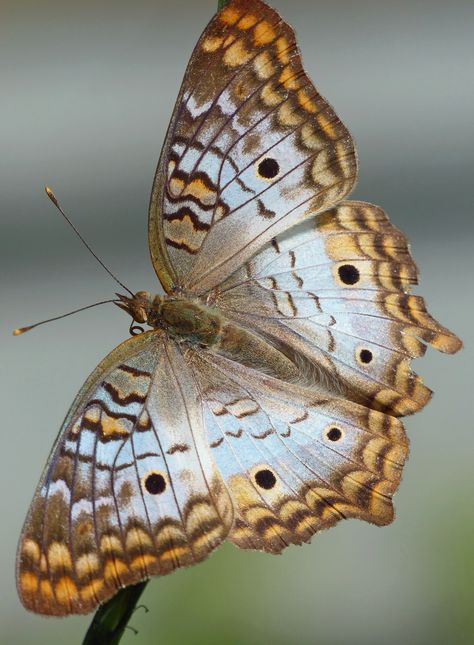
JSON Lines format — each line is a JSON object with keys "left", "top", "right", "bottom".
{"left": 359, "top": 349, "right": 373, "bottom": 364}
{"left": 144, "top": 472, "right": 166, "bottom": 495}
{"left": 257, "top": 158, "right": 280, "bottom": 179}
{"left": 338, "top": 264, "right": 360, "bottom": 285}
{"left": 326, "top": 427, "right": 342, "bottom": 442}
{"left": 255, "top": 469, "right": 277, "bottom": 490}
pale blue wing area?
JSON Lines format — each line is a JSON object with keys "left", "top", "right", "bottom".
{"left": 217, "top": 201, "right": 462, "bottom": 416}
{"left": 191, "top": 347, "right": 408, "bottom": 554}
{"left": 17, "top": 332, "right": 232, "bottom": 616}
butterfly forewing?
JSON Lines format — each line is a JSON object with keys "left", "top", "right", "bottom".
{"left": 17, "top": 332, "right": 233, "bottom": 616}
{"left": 149, "top": 0, "right": 357, "bottom": 294}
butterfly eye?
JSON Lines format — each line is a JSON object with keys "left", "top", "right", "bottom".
{"left": 337, "top": 264, "right": 360, "bottom": 285}
{"left": 143, "top": 472, "right": 167, "bottom": 495}
{"left": 324, "top": 426, "right": 344, "bottom": 442}
{"left": 256, "top": 157, "right": 280, "bottom": 181}
{"left": 254, "top": 468, "right": 277, "bottom": 490}
{"left": 358, "top": 348, "right": 373, "bottom": 364}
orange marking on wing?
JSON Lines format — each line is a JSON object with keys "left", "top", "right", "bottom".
{"left": 158, "top": 546, "right": 189, "bottom": 562}
{"left": 169, "top": 176, "right": 185, "bottom": 197}
{"left": 279, "top": 65, "right": 301, "bottom": 90}
{"left": 101, "top": 416, "right": 129, "bottom": 438}
{"left": 214, "top": 204, "right": 227, "bottom": 222}
{"left": 223, "top": 39, "right": 252, "bottom": 67}
{"left": 22, "top": 539, "right": 41, "bottom": 563}
{"left": 368, "top": 484, "right": 394, "bottom": 523}
{"left": 278, "top": 101, "right": 303, "bottom": 127}
{"left": 155, "top": 525, "right": 187, "bottom": 548}
{"left": 83, "top": 406, "right": 100, "bottom": 425}
{"left": 100, "top": 534, "right": 123, "bottom": 555}
{"left": 297, "top": 88, "right": 318, "bottom": 113}
{"left": 55, "top": 576, "right": 78, "bottom": 606}
{"left": 104, "top": 558, "right": 128, "bottom": 583}
{"left": 167, "top": 159, "right": 176, "bottom": 178}
{"left": 253, "top": 50, "right": 275, "bottom": 80}
{"left": 431, "top": 332, "right": 462, "bottom": 353}
{"left": 300, "top": 123, "right": 323, "bottom": 151}
{"left": 237, "top": 14, "right": 258, "bottom": 29}
{"left": 131, "top": 554, "right": 158, "bottom": 570}
{"left": 40, "top": 554, "right": 48, "bottom": 573}
{"left": 192, "top": 525, "right": 225, "bottom": 551}
{"left": 222, "top": 34, "right": 236, "bottom": 47}
{"left": 311, "top": 150, "right": 338, "bottom": 186}
{"left": 230, "top": 526, "right": 250, "bottom": 542}
{"left": 80, "top": 578, "right": 104, "bottom": 602}
{"left": 316, "top": 112, "right": 338, "bottom": 138}
{"left": 70, "top": 419, "right": 81, "bottom": 436}
{"left": 125, "top": 527, "right": 153, "bottom": 551}
{"left": 233, "top": 79, "right": 248, "bottom": 100}
{"left": 48, "top": 541, "right": 73, "bottom": 571}
{"left": 20, "top": 571, "right": 38, "bottom": 595}
{"left": 375, "top": 388, "right": 400, "bottom": 406}
{"left": 327, "top": 502, "right": 353, "bottom": 518}
{"left": 362, "top": 437, "right": 388, "bottom": 472}
{"left": 326, "top": 234, "right": 360, "bottom": 261}
{"left": 253, "top": 20, "right": 276, "bottom": 46}
{"left": 275, "top": 36, "right": 291, "bottom": 65}
{"left": 39, "top": 579, "right": 55, "bottom": 602}
{"left": 76, "top": 553, "right": 100, "bottom": 579}
{"left": 183, "top": 178, "right": 216, "bottom": 206}
{"left": 219, "top": 5, "right": 242, "bottom": 25}
{"left": 184, "top": 502, "right": 215, "bottom": 534}
{"left": 202, "top": 35, "right": 224, "bottom": 52}
{"left": 261, "top": 83, "right": 282, "bottom": 107}
{"left": 278, "top": 499, "right": 306, "bottom": 523}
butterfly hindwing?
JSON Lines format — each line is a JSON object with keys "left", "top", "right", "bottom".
{"left": 190, "top": 348, "right": 408, "bottom": 553}
{"left": 149, "top": 0, "right": 357, "bottom": 294}
{"left": 17, "top": 332, "right": 233, "bottom": 615}
{"left": 216, "top": 201, "right": 462, "bottom": 416}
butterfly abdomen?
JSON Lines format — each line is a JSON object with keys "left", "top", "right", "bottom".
{"left": 214, "top": 320, "right": 300, "bottom": 381}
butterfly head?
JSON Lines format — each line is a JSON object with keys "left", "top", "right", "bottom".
{"left": 115, "top": 291, "right": 164, "bottom": 326}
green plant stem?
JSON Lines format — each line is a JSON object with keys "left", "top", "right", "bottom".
{"left": 82, "top": 582, "right": 148, "bottom": 645}
{"left": 81, "top": 1, "right": 227, "bottom": 642}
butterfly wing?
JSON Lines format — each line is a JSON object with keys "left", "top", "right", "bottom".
{"left": 17, "top": 331, "right": 233, "bottom": 615}
{"left": 216, "top": 201, "right": 462, "bottom": 416}
{"left": 188, "top": 347, "right": 408, "bottom": 553}
{"left": 149, "top": 0, "right": 356, "bottom": 294}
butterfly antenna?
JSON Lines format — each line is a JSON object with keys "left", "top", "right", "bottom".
{"left": 44, "top": 186, "right": 134, "bottom": 297}
{"left": 13, "top": 299, "right": 120, "bottom": 336}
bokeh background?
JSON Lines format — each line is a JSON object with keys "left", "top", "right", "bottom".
{"left": 2, "top": 0, "right": 473, "bottom": 643}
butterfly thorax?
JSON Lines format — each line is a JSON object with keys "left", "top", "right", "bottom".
{"left": 116, "top": 291, "right": 221, "bottom": 345}
{"left": 116, "top": 290, "right": 300, "bottom": 381}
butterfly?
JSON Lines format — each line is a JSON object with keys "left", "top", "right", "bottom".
{"left": 17, "top": 0, "right": 461, "bottom": 616}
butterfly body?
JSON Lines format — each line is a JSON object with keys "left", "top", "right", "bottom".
{"left": 118, "top": 291, "right": 301, "bottom": 381}
{"left": 17, "top": 0, "right": 461, "bottom": 617}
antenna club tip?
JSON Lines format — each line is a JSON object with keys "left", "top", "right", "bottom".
{"left": 13, "top": 327, "right": 28, "bottom": 336}
{"left": 44, "top": 186, "right": 59, "bottom": 206}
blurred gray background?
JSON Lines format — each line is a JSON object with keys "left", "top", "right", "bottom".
{"left": 1, "top": 1, "right": 473, "bottom": 643}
